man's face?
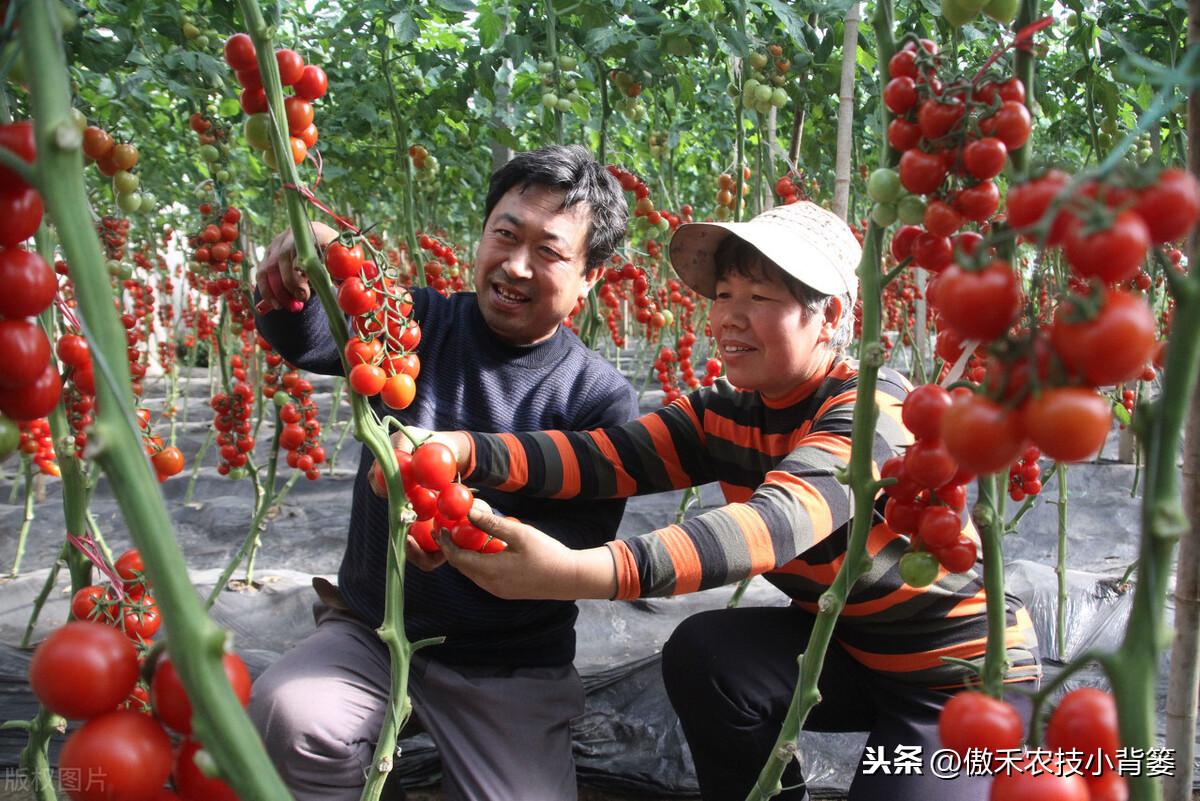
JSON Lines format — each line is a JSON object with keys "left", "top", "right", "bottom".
{"left": 473, "top": 184, "right": 600, "bottom": 345}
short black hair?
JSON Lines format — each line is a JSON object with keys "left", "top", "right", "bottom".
{"left": 483, "top": 145, "right": 628, "bottom": 271}
{"left": 713, "top": 235, "right": 827, "bottom": 311}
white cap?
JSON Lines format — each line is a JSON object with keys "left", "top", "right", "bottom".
{"left": 668, "top": 201, "right": 862, "bottom": 300}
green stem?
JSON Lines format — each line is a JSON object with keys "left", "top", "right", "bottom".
{"left": 10, "top": 454, "right": 34, "bottom": 576}
{"left": 17, "top": 708, "right": 62, "bottom": 801}
{"left": 183, "top": 427, "right": 214, "bottom": 506}
{"left": 976, "top": 475, "right": 1010, "bottom": 697}
{"left": 19, "top": 542, "right": 66, "bottom": 649}
{"left": 1010, "top": 0, "right": 1040, "bottom": 179}
{"left": 20, "top": 3, "right": 293, "bottom": 798}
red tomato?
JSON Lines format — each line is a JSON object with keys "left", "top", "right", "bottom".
{"left": 997, "top": 78, "right": 1026, "bottom": 103}
{"left": 988, "top": 761, "right": 1089, "bottom": 801}
{"left": 344, "top": 336, "right": 381, "bottom": 366}
{"left": 887, "top": 49, "right": 918, "bottom": 79}
{"left": 283, "top": 96, "right": 314, "bottom": 135}
{"left": 82, "top": 127, "right": 114, "bottom": 161}
{"left": 240, "top": 88, "right": 268, "bottom": 115}
{"left": 1044, "top": 687, "right": 1120, "bottom": 760}
{"left": 114, "top": 548, "right": 144, "bottom": 582}
{"left": 275, "top": 49, "right": 305, "bottom": 86}
{"left": 889, "top": 225, "right": 923, "bottom": 261}
{"left": 941, "top": 394, "right": 1025, "bottom": 475}
{"left": 451, "top": 520, "right": 490, "bottom": 551}
{"left": 884, "top": 496, "right": 925, "bottom": 534}
{"left": 934, "top": 535, "right": 976, "bottom": 572}
{"left": 348, "top": 363, "right": 386, "bottom": 396}
{"left": 121, "top": 596, "right": 161, "bottom": 642}
{"left": 917, "top": 97, "right": 965, "bottom": 140}
{"left": 437, "top": 482, "right": 473, "bottom": 521}
{"left": 0, "top": 362, "right": 61, "bottom": 421}
{"left": 887, "top": 118, "right": 921, "bottom": 152}
{"left": 1133, "top": 167, "right": 1200, "bottom": 243}
{"left": 1086, "top": 770, "right": 1129, "bottom": 801}
{"left": 398, "top": 322, "right": 422, "bottom": 351}
{"left": 325, "top": 242, "right": 364, "bottom": 281}
{"left": 29, "top": 621, "right": 139, "bottom": 719}
{"left": 954, "top": 180, "right": 1000, "bottom": 222}
{"left": 923, "top": 200, "right": 963, "bottom": 238}
{"left": 153, "top": 446, "right": 185, "bottom": 477}
{"left": 934, "top": 261, "right": 1021, "bottom": 342}
{"left": 279, "top": 423, "right": 306, "bottom": 450}
{"left": 917, "top": 504, "right": 961, "bottom": 550}
{"left": 1063, "top": 211, "right": 1150, "bottom": 284}
{"left": 59, "top": 710, "right": 173, "bottom": 801}
{"left": 1007, "top": 170, "right": 1070, "bottom": 231}
{"left": 0, "top": 121, "right": 36, "bottom": 188}
{"left": 409, "top": 518, "right": 440, "bottom": 553}
{"left": 294, "top": 65, "right": 328, "bottom": 101}
{"left": 408, "top": 484, "right": 440, "bottom": 518}
{"left": 56, "top": 333, "right": 91, "bottom": 370}
{"left": 883, "top": 76, "right": 918, "bottom": 114}
{"left": 224, "top": 33, "right": 258, "bottom": 71}
{"left": 899, "top": 149, "right": 948, "bottom": 196}
{"left": 902, "top": 384, "right": 952, "bottom": 440}
{"left": 1022, "top": 388, "right": 1111, "bottom": 463}
{"left": 151, "top": 654, "right": 252, "bottom": 735}
{"left": 981, "top": 100, "right": 1032, "bottom": 150}
{"left": 337, "top": 277, "right": 378, "bottom": 316}
{"left": 71, "top": 585, "right": 109, "bottom": 622}
{"left": 963, "top": 137, "right": 1007, "bottom": 180}
{"left": 174, "top": 739, "right": 240, "bottom": 801}
{"left": 938, "top": 690, "right": 1023, "bottom": 756}
{"left": 0, "top": 184, "right": 42, "bottom": 247}
{"left": 0, "top": 318, "right": 51, "bottom": 389}
{"left": 903, "top": 439, "right": 957, "bottom": 490}
{"left": 1051, "top": 289, "right": 1156, "bottom": 387}
{"left": 881, "top": 454, "right": 922, "bottom": 502}
{"left": 411, "top": 441, "right": 457, "bottom": 491}
{"left": 911, "top": 232, "right": 953, "bottom": 272}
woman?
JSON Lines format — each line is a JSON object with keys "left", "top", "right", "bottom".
{"left": 398, "top": 201, "right": 1041, "bottom": 800}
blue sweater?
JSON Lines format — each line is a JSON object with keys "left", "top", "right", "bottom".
{"left": 256, "top": 288, "right": 638, "bottom": 666}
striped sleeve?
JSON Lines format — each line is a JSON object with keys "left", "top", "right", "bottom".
{"left": 464, "top": 394, "right": 713, "bottom": 499}
{"left": 609, "top": 373, "right": 912, "bottom": 599}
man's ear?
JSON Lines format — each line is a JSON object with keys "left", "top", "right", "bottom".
{"left": 580, "top": 266, "right": 603, "bottom": 299}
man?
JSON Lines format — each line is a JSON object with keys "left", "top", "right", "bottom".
{"left": 249, "top": 145, "right": 637, "bottom": 801}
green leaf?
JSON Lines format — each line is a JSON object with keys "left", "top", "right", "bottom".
{"left": 434, "top": 0, "right": 476, "bottom": 12}
{"left": 583, "top": 25, "right": 634, "bottom": 55}
{"left": 477, "top": 4, "right": 503, "bottom": 49}
{"left": 761, "top": 0, "right": 811, "bottom": 49}
{"left": 389, "top": 11, "right": 420, "bottom": 44}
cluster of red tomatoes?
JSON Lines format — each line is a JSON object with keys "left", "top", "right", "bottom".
{"left": 607, "top": 164, "right": 682, "bottom": 233}
{"left": 189, "top": 204, "right": 245, "bottom": 296}
{"left": 225, "top": 32, "right": 327, "bottom": 168}
{"left": 0, "top": 122, "right": 59, "bottom": 427}
{"left": 409, "top": 143, "right": 439, "bottom": 181}
{"left": 712, "top": 167, "right": 751, "bottom": 221}
{"left": 1006, "top": 445, "right": 1043, "bottom": 502}
{"left": 773, "top": 172, "right": 808, "bottom": 206}
{"left": 938, "top": 687, "right": 1125, "bottom": 801}
{"left": 417, "top": 232, "right": 467, "bottom": 295}
{"left": 33, "top": 568, "right": 252, "bottom": 801}
{"left": 70, "top": 549, "right": 162, "bottom": 644}
{"left": 885, "top": 383, "right": 978, "bottom": 587}
{"left": 273, "top": 368, "right": 326, "bottom": 480}
{"left": 369, "top": 441, "right": 505, "bottom": 555}
{"left": 329, "top": 240, "right": 424, "bottom": 409}
{"left": 81, "top": 125, "right": 143, "bottom": 214}
{"left": 211, "top": 381, "right": 255, "bottom": 477}
{"left": 13, "top": 418, "right": 55, "bottom": 474}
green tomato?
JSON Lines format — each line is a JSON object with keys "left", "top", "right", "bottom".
{"left": 748, "top": 51, "right": 769, "bottom": 70}
{"left": 117, "top": 192, "right": 142, "bottom": 213}
{"left": 193, "top": 34, "right": 210, "bottom": 49}
{"left": 541, "top": 92, "right": 559, "bottom": 108}
{"left": 273, "top": 392, "right": 293, "bottom": 408}
{"left": 0, "top": 414, "right": 18, "bottom": 460}
{"left": 244, "top": 114, "right": 272, "bottom": 151}
{"left": 107, "top": 259, "right": 131, "bottom": 279}
{"left": 182, "top": 22, "right": 200, "bottom": 39}
{"left": 770, "top": 88, "right": 788, "bottom": 108}
{"left": 983, "top": 0, "right": 1020, "bottom": 23}
{"left": 216, "top": 169, "right": 231, "bottom": 183}
{"left": 754, "top": 84, "right": 773, "bottom": 104}
{"left": 537, "top": 61, "right": 555, "bottom": 75}
{"left": 940, "top": 0, "right": 983, "bottom": 27}
{"left": 665, "top": 36, "right": 693, "bottom": 57}
{"left": 870, "top": 202, "right": 898, "bottom": 227}
{"left": 228, "top": 467, "right": 248, "bottom": 480}
{"left": 113, "top": 170, "right": 139, "bottom": 195}
{"left": 867, "top": 168, "right": 902, "bottom": 203}
{"left": 200, "top": 144, "right": 220, "bottom": 163}
{"left": 726, "top": 82, "right": 740, "bottom": 98}
{"left": 555, "top": 97, "right": 572, "bottom": 113}
{"left": 567, "top": 91, "right": 584, "bottom": 104}
{"left": 899, "top": 550, "right": 940, "bottom": 588}
{"left": 557, "top": 55, "right": 577, "bottom": 71}
{"left": 897, "top": 195, "right": 927, "bottom": 225}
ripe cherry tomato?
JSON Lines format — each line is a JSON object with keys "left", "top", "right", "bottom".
{"left": 325, "top": 242, "right": 363, "bottom": 281}
{"left": 344, "top": 336, "right": 381, "bottom": 366}
{"left": 284, "top": 96, "right": 314, "bottom": 135}
{"left": 380, "top": 373, "right": 416, "bottom": 410}
{"left": 911, "top": 232, "right": 953, "bottom": 272}
{"left": 56, "top": 333, "right": 91, "bottom": 370}
{"left": 337, "top": 277, "right": 378, "bottom": 316}
{"left": 275, "top": 48, "right": 305, "bottom": 86}
{"left": 174, "top": 739, "right": 240, "bottom": 801}
{"left": 887, "top": 118, "right": 921, "bottom": 152}
{"left": 941, "top": 394, "right": 1025, "bottom": 475}
{"left": 1051, "top": 289, "right": 1156, "bottom": 387}
{"left": 0, "top": 184, "right": 43, "bottom": 247}
{"left": 903, "top": 439, "right": 957, "bottom": 489}
{"left": 934, "top": 535, "right": 976, "bottom": 573}
{"left": 348, "top": 363, "right": 386, "bottom": 396}
{"left": 938, "top": 690, "right": 1023, "bottom": 757}
{"left": 0, "top": 121, "right": 35, "bottom": 188}
{"left": 437, "top": 482, "right": 473, "bottom": 521}
{"left": 917, "top": 97, "right": 965, "bottom": 140}
{"left": 59, "top": 710, "right": 173, "bottom": 801}
{"left": 71, "top": 585, "right": 109, "bottom": 622}
{"left": 888, "top": 49, "right": 919, "bottom": 79}
{"left": 410, "top": 518, "right": 440, "bottom": 553}
{"left": 934, "top": 261, "right": 1021, "bottom": 342}
{"left": 451, "top": 520, "right": 490, "bottom": 551}
{"left": 1045, "top": 687, "right": 1120, "bottom": 760}
{"left": 151, "top": 654, "right": 251, "bottom": 735}
{"left": 279, "top": 423, "right": 306, "bottom": 450}
{"left": 981, "top": 100, "right": 1032, "bottom": 150}
{"left": 899, "top": 149, "right": 948, "bottom": 196}
{"left": 0, "top": 363, "right": 61, "bottom": 421}
{"left": 29, "top": 621, "right": 139, "bottom": 719}
{"left": 902, "top": 384, "right": 952, "bottom": 441}
{"left": 82, "top": 126, "right": 114, "bottom": 161}
{"left": 963, "top": 137, "right": 1007, "bottom": 180}
{"left": 1006, "top": 169, "right": 1070, "bottom": 231}
{"left": 1022, "top": 388, "right": 1111, "bottom": 463}
{"left": 114, "top": 548, "right": 145, "bottom": 583}
{"left": 889, "top": 225, "right": 923, "bottom": 261}
{"left": 954, "top": 180, "right": 1000, "bottom": 222}
{"left": 1063, "top": 210, "right": 1150, "bottom": 284}
{"left": 224, "top": 33, "right": 258, "bottom": 71}
{"left": 989, "top": 760, "right": 1090, "bottom": 801}
{"left": 121, "top": 596, "right": 161, "bottom": 642}
{"left": 0, "top": 248, "right": 55, "bottom": 320}
{"left": 411, "top": 441, "right": 457, "bottom": 491}
{"left": 917, "top": 505, "right": 961, "bottom": 549}
{"left": 294, "top": 65, "right": 328, "bottom": 101}
{"left": 923, "top": 201, "right": 963, "bottom": 238}
{"left": 1133, "top": 167, "right": 1200, "bottom": 243}
{"left": 883, "top": 77, "right": 918, "bottom": 114}
{"left": 884, "top": 496, "right": 925, "bottom": 535}
{"left": 153, "top": 446, "right": 185, "bottom": 478}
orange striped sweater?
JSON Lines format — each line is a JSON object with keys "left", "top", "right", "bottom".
{"left": 464, "top": 358, "right": 1040, "bottom": 688}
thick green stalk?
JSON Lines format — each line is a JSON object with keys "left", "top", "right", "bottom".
{"left": 235, "top": 3, "right": 419, "bottom": 798}
{"left": 744, "top": 221, "right": 887, "bottom": 801}
{"left": 183, "top": 426, "right": 214, "bottom": 505}
{"left": 1107, "top": 250, "right": 1200, "bottom": 801}
{"left": 17, "top": 709, "right": 62, "bottom": 801}
{"left": 975, "top": 475, "right": 1010, "bottom": 697}
{"left": 10, "top": 454, "right": 34, "bottom": 576}
{"left": 19, "top": 3, "right": 293, "bottom": 798}
{"left": 1010, "top": 0, "right": 1040, "bottom": 178}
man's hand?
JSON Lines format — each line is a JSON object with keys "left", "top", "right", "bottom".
{"left": 255, "top": 221, "right": 339, "bottom": 313}
{"left": 435, "top": 502, "right": 617, "bottom": 601}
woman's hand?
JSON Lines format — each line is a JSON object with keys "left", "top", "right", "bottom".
{"left": 435, "top": 502, "right": 617, "bottom": 601}
{"left": 368, "top": 428, "right": 471, "bottom": 498}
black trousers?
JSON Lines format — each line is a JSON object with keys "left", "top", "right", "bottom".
{"left": 661, "top": 606, "right": 1037, "bottom": 801}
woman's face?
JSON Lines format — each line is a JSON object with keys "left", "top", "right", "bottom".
{"left": 708, "top": 266, "right": 841, "bottom": 399}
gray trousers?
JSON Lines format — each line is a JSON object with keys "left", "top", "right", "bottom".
{"left": 248, "top": 601, "right": 584, "bottom": 801}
